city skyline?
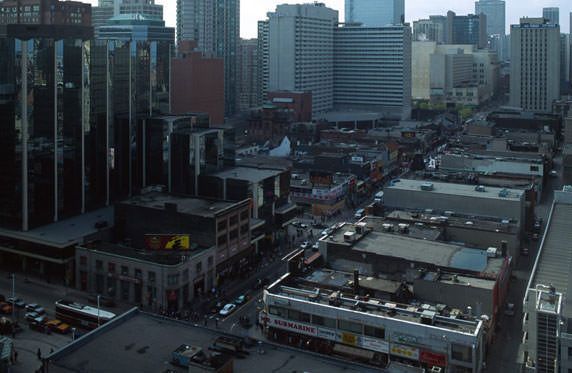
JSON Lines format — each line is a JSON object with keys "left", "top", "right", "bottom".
{"left": 86, "top": 0, "right": 572, "bottom": 37}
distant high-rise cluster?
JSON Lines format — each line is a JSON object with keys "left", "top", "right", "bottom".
{"left": 92, "top": 0, "right": 163, "bottom": 28}
{"left": 344, "top": 0, "right": 404, "bottom": 26}
{"left": 475, "top": 0, "right": 505, "bottom": 36}
{"left": 542, "top": 7, "right": 559, "bottom": 25}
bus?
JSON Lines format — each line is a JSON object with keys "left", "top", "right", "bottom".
{"left": 55, "top": 299, "right": 116, "bottom": 330}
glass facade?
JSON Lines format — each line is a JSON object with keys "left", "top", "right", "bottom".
{"left": 0, "top": 31, "right": 91, "bottom": 230}
{"left": 345, "top": 0, "right": 404, "bottom": 27}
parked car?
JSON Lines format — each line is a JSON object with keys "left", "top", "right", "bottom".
{"left": 0, "top": 302, "right": 12, "bottom": 315}
{"left": 25, "top": 304, "right": 45, "bottom": 315}
{"left": 45, "top": 319, "right": 71, "bottom": 334}
{"left": 219, "top": 303, "right": 237, "bottom": 316}
{"left": 550, "top": 170, "right": 558, "bottom": 178}
{"left": 25, "top": 312, "right": 47, "bottom": 323}
{"left": 521, "top": 247, "right": 529, "bottom": 257}
{"left": 300, "top": 241, "right": 310, "bottom": 250}
{"left": 354, "top": 209, "right": 365, "bottom": 219}
{"left": 312, "top": 242, "right": 320, "bottom": 252}
{"left": 7, "top": 297, "right": 25, "bottom": 309}
{"left": 299, "top": 223, "right": 309, "bottom": 230}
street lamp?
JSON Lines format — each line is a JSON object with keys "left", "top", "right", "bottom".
{"left": 97, "top": 295, "right": 100, "bottom": 327}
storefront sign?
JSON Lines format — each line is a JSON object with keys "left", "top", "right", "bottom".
{"left": 317, "top": 328, "right": 337, "bottom": 341}
{"left": 393, "top": 333, "right": 418, "bottom": 345}
{"left": 145, "top": 234, "right": 190, "bottom": 251}
{"left": 420, "top": 350, "right": 447, "bottom": 366}
{"left": 390, "top": 343, "right": 419, "bottom": 361}
{"left": 341, "top": 332, "right": 357, "bottom": 346}
{"left": 107, "top": 273, "right": 141, "bottom": 285}
{"left": 361, "top": 336, "right": 389, "bottom": 353}
{"left": 269, "top": 316, "right": 317, "bottom": 337}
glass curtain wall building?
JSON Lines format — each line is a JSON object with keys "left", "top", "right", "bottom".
{"left": 344, "top": 0, "right": 404, "bottom": 26}
{"left": 0, "top": 25, "right": 93, "bottom": 230}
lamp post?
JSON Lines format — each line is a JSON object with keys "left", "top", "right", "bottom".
{"left": 97, "top": 295, "right": 100, "bottom": 327}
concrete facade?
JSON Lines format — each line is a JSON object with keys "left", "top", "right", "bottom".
{"left": 267, "top": 3, "right": 338, "bottom": 117}
{"left": 383, "top": 179, "right": 525, "bottom": 224}
{"left": 510, "top": 18, "right": 560, "bottom": 113}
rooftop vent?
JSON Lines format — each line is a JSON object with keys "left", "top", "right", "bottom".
{"left": 420, "top": 310, "right": 437, "bottom": 325}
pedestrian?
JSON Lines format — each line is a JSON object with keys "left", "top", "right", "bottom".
{"left": 14, "top": 350, "right": 17, "bottom": 362}
{"left": 37, "top": 348, "right": 41, "bottom": 360}
{"left": 204, "top": 315, "right": 207, "bottom": 326}
{"left": 215, "top": 318, "right": 219, "bottom": 328}
{"left": 50, "top": 348, "right": 54, "bottom": 354}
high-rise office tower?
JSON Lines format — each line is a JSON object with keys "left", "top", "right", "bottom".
{"left": 543, "top": 7, "right": 559, "bottom": 25}
{"left": 429, "top": 15, "right": 447, "bottom": 43}
{"left": 561, "top": 34, "right": 570, "bottom": 93}
{"left": 510, "top": 18, "right": 560, "bottom": 113}
{"left": 265, "top": 3, "right": 338, "bottom": 117}
{"left": 413, "top": 19, "right": 444, "bottom": 43}
{"left": 92, "top": 0, "right": 163, "bottom": 28}
{"left": 334, "top": 25, "right": 411, "bottom": 120}
{"left": 257, "top": 20, "right": 269, "bottom": 105}
{"left": 237, "top": 38, "right": 258, "bottom": 111}
{"left": 475, "top": 0, "right": 505, "bottom": 36}
{"left": 0, "top": 9, "right": 93, "bottom": 230}
{"left": 345, "top": 0, "right": 404, "bottom": 26}
{"left": 447, "top": 11, "right": 487, "bottom": 49}
{"left": 177, "top": 0, "right": 240, "bottom": 116}
{"left": 94, "top": 14, "right": 174, "bottom": 200}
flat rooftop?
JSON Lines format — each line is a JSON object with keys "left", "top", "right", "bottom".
{"left": 529, "top": 195, "right": 572, "bottom": 319}
{"left": 324, "top": 223, "right": 503, "bottom": 277}
{"left": 0, "top": 207, "right": 113, "bottom": 248}
{"left": 271, "top": 269, "right": 482, "bottom": 335}
{"left": 213, "top": 166, "right": 284, "bottom": 183}
{"left": 120, "top": 192, "right": 246, "bottom": 218}
{"left": 385, "top": 179, "right": 524, "bottom": 201}
{"left": 47, "top": 309, "right": 366, "bottom": 373}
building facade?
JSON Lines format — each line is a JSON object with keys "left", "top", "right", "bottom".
{"left": 333, "top": 25, "right": 411, "bottom": 120}
{"left": 475, "top": 0, "right": 505, "bottom": 36}
{"left": 0, "top": 0, "right": 91, "bottom": 26}
{"left": 266, "top": 3, "right": 338, "bottom": 117}
{"left": 413, "top": 19, "right": 443, "bottom": 43}
{"left": 510, "top": 18, "right": 560, "bottom": 113}
{"left": 237, "top": 38, "right": 258, "bottom": 111}
{"left": 446, "top": 11, "right": 487, "bottom": 49}
{"left": 542, "top": 7, "right": 559, "bottom": 25}
{"left": 257, "top": 20, "right": 269, "bottom": 105}
{"left": 92, "top": 0, "right": 163, "bottom": 29}
{"left": 176, "top": 0, "right": 239, "bottom": 116}
{"left": 344, "top": 0, "right": 404, "bottom": 27}
{"left": 171, "top": 41, "right": 225, "bottom": 125}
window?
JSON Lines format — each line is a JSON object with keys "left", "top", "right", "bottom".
{"left": 217, "top": 235, "right": 227, "bottom": 246}
{"left": 530, "top": 165, "right": 539, "bottom": 172}
{"left": 311, "top": 315, "right": 336, "bottom": 328}
{"left": 134, "top": 269, "right": 142, "bottom": 279}
{"left": 229, "top": 215, "right": 238, "bottom": 226}
{"left": 338, "top": 319, "right": 362, "bottom": 334}
{"left": 229, "top": 229, "right": 238, "bottom": 240}
{"left": 217, "top": 220, "right": 227, "bottom": 231}
{"left": 288, "top": 309, "right": 310, "bottom": 323}
{"left": 241, "top": 210, "right": 249, "bottom": 221}
{"left": 208, "top": 256, "right": 213, "bottom": 267}
{"left": 241, "top": 224, "right": 249, "bottom": 235}
{"left": 148, "top": 271, "right": 156, "bottom": 283}
{"left": 364, "top": 325, "right": 385, "bottom": 339}
{"left": 121, "top": 281, "right": 129, "bottom": 300}
{"left": 167, "top": 274, "right": 179, "bottom": 286}
{"left": 196, "top": 262, "right": 202, "bottom": 274}
{"left": 183, "top": 269, "right": 189, "bottom": 281}
{"left": 121, "top": 266, "right": 128, "bottom": 276}
{"left": 269, "top": 306, "right": 288, "bottom": 318}
{"left": 568, "top": 347, "right": 572, "bottom": 357}
{"left": 451, "top": 343, "right": 472, "bottom": 362}
{"left": 108, "top": 263, "right": 115, "bottom": 273}
{"left": 80, "top": 256, "right": 87, "bottom": 265}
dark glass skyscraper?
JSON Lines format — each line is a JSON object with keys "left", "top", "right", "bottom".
{"left": 0, "top": 25, "right": 93, "bottom": 230}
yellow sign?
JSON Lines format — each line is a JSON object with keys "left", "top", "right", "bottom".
{"left": 341, "top": 332, "right": 357, "bottom": 346}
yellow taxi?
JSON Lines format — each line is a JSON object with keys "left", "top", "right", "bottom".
{"left": 45, "top": 319, "right": 71, "bottom": 334}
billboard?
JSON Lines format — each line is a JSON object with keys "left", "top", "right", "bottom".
{"left": 145, "top": 235, "right": 190, "bottom": 251}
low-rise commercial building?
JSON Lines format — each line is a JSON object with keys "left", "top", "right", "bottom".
{"left": 383, "top": 179, "right": 525, "bottom": 226}
{"left": 290, "top": 172, "right": 355, "bottom": 216}
{"left": 521, "top": 188, "right": 572, "bottom": 372}
{"left": 261, "top": 258, "right": 489, "bottom": 372}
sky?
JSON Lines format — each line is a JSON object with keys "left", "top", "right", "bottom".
{"left": 87, "top": 0, "right": 572, "bottom": 37}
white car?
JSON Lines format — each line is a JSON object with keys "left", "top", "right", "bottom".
{"left": 312, "top": 242, "right": 320, "bottom": 251}
{"left": 219, "top": 303, "right": 236, "bottom": 316}
{"left": 300, "top": 241, "right": 310, "bottom": 250}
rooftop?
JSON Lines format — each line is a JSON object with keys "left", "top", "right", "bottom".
{"left": 47, "top": 309, "right": 365, "bottom": 373}
{"left": 528, "top": 192, "right": 572, "bottom": 319}
{"left": 385, "top": 179, "right": 524, "bottom": 201}
{"left": 0, "top": 207, "right": 113, "bottom": 248}
{"left": 270, "top": 269, "right": 483, "bottom": 335}
{"left": 213, "top": 166, "right": 284, "bottom": 183}
{"left": 323, "top": 222, "right": 504, "bottom": 277}
{"left": 120, "top": 193, "right": 247, "bottom": 218}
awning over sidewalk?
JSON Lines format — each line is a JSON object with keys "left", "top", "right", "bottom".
{"left": 333, "top": 343, "right": 375, "bottom": 360}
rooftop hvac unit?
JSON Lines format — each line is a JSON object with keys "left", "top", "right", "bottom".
{"left": 475, "top": 185, "right": 486, "bottom": 192}
{"left": 344, "top": 231, "right": 356, "bottom": 242}
{"left": 486, "top": 247, "right": 498, "bottom": 257}
{"left": 355, "top": 222, "right": 367, "bottom": 234}
{"left": 398, "top": 223, "right": 409, "bottom": 233}
{"left": 420, "top": 310, "right": 437, "bottom": 325}
{"left": 421, "top": 182, "right": 434, "bottom": 191}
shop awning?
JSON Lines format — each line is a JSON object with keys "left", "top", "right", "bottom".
{"left": 333, "top": 343, "right": 375, "bottom": 360}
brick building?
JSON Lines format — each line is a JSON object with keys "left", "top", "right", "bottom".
{"left": 0, "top": 0, "right": 91, "bottom": 26}
{"left": 171, "top": 41, "right": 225, "bottom": 126}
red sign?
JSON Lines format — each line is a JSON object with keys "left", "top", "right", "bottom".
{"left": 420, "top": 350, "right": 447, "bottom": 366}
{"left": 273, "top": 318, "right": 317, "bottom": 335}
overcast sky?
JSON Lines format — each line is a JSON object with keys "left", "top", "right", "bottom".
{"left": 87, "top": 1, "right": 572, "bottom": 37}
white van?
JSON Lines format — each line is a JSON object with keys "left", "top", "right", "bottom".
{"left": 354, "top": 208, "right": 365, "bottom": 219}
{"left": 374, "top": 191, "right": 384, "bottom": 204}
